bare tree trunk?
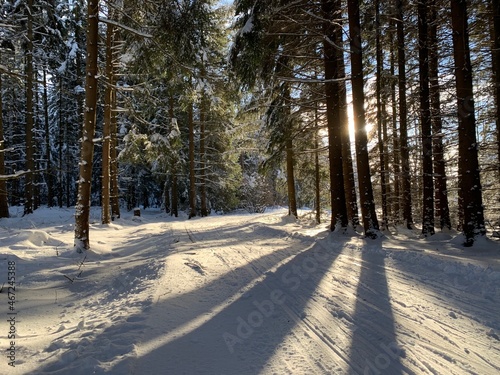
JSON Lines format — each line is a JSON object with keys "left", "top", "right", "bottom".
{"left": 396, "top": 0, "right": 413, "bottom": 229}
{"left": 418, "top": 0, "right": 435, "bottom": 236}
{"left": 322, "top": 0, "right": 348, "bottom": 230}
{"left": 24, "top": 0, "right": 35, "bottom": 216}
{"left": 375, "top": 0, "right": 388, "bottom": 230}
{"left": 43, "top": 70, "right": 53, "bottom": 207}
{"left": 58, "top": 78, "right": 63, "bottom": 208}
{"left": 102, "top": 15, "right": 115, "bottom": 225}
{"left": 390, "top": 42, "right": 400, "bottom": 223}
{"left": 188, "top": 102, "right": 196, "bottom": 219}
{"left": 163, "top": 177, "right": 170, "bottom": 213}
{"left": 199, "top": 97, "right": 208, "bottom": 217}
{"left": 347, "top": 0, "right": 379, "bottom": 237}
{"left": 451, "top": 0, "right": 486, "bottom": 246}
{"left": 338, "top": 25, "right": 360, "bottom": 228}
{"left": 110, "top": 87, "right": 120, "bottom": 219}
{"left": 491, "top": 0, "right": 500, "bottom": 176}
{"left": 286, "top": 136, "right": 298, "bottom": 218}
{"left": 314, "top": 109, "right": 321, "bottom": 225}
{"left": 0, "top": 73, "right": 9, "bottom": 218}
{"left": 169, "top": 95, "right": 178, "bottom": 217}
{"left": 171, "top": 169, "right": 178, "bottom": 217}
{"left": 429, "top": 4, "right": 451, "bottom": 230}
{"left": 75, "top": 0, "right": 99, "bottom": 252}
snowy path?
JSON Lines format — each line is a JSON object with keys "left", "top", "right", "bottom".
{"left": 129, "top": 214, "right": 500, "bottom": 375}
{"left": 0, "top": 208, "right": 499, "bottom": 374}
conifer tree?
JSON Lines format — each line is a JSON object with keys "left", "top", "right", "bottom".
{"left": 24, "top": 0, "right": 35, "bottom": 215}
{"left": 396, "top": 0, "right": 414, "bottom": 229}
{"left": 0, "top": 72, "right": 8, "bottom": 218}
{"left": 74, "top": 0, "right": 100, "bottom": 252}
{"left": 418, "top": 0, "right": 435, "bottom": 236}
{"left": 491, "top": 0, "right": 500, "bottom": 175}
{"left": 451, "top": 0, "right": 486, "bottom": 245}
{"left": 347, "top": 0, "right": 379, "bottom": 237}
{"left": 429, "top": 3, "right": 451, "bottom": 230}
{"left": 322, "top": 0, "right": 348, "bottom": 230}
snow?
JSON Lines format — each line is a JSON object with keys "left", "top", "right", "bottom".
{"left": 241, "top": 15, "right": 254, "bottom": 35}
{"left": 0, "top": 207, "right": 499, "bottom": 374}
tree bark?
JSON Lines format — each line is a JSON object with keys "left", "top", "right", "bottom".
{"left": 429, "top": 4, "right": 451, "bottom": 230}
{"left": 322, "top": 0, "right": 348, "bottom": 230}
{"left": 74, "top": 0, "right": 99, "bottom": 251}
{"left": 286, "top": 136, "right": 298, "bottom": 218}
{"left": 110, "top": 86, "right": 120, "bottom": 219}
{"left": 491, "top": 0, "right": 500, "bottom": 176}
{"left": 347, "top": 0, "right": 379, "bottom": 237}
{"left": 338, "top": 22, "right": 360, "bottom": 228}
{"left": 0, "top": 73, "right": 9, "bottom": 218}
{"left": 390, "top": 38, "right": 400, "bottom": 223}
{"left": 418, "top": 0, "right": 435, "bottom": 236}
{"left": 57, "top": 78, "right": 63, "bottom": 208}
{"left": 188, "top": 102, "right": 196, "bottom": 219}
{"left": 24, "top": 0, "right": 35, "bottom": 216}
{"left": 396, "top": 0, "right": 413, "bottom": 229}
{"left": 199, "top": 96, "right": 208, "bottom": 217}
{"left": 314, "top": 108, "right": 321, "bottom": 225}
{"left": 43, "top": 70, "right": 54, "bottom": 207}
{"left": 169, "top": 95, "right": 178, "bottom": 217}
{"left": 451, "top": 0, "right": 486, "bottom": 245}
{"left": 102, "top": 15, "right": 115, "bottom": 225}
{"left": 375, "top": 0, "right": 389, "bottom": 230}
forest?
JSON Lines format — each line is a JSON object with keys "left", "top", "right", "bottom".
{"left": 0, "top": 0, "right": 499, "bottom": 250}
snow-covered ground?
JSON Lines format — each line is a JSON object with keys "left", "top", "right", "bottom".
{"left": 0, "top": 206, "right": 499, "bottom": 374}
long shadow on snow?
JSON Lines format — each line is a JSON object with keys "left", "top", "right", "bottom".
{"left": 30, "top": 222, "right": 327, "bottom": 374}
{"left": 385, "top": 244, "right": 500, "bottom": 333}
{"left": 347, "top": 244, "right": 406, "bottom": 375}
{"left": 128, "top": 238, "right": 343, "bottom": 375}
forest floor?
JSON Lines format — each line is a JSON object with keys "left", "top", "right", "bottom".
{"left": 0, "top": 206, "right": 499, "bottom": 374}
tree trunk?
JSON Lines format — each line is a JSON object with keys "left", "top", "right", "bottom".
{"left": 169, "top": 95, "right": 178, "bottom": 217}
{"left": 0, "top": 73, "right": 9, "bottom": 218}
{"left": 58, "top": 77, "right": 63, "bottom": 208}
{"left": 286, "top": 136, "right": 298, "bottom": 218}
{"left": 322, "top": 0, "right": 348, "bottom": 230}
{"left": 396, "top": 0, "right": 413, "bottom": 229}
{"left": 43, "top": 70, "right": 53, "bottom": 207}
{"left": 347, "top": 0, "right": 379, "bottom": 237}
{"left": 171, "top": 168, "right": 178, "bottom": 217}
{"left": 188, "top": 102, "right": 196, "bottom": 219}
{"left": 163, "top": 177, "right": 170, "bottom": 213}
{"left": 314, "top": 111, "right": 321, "bottom": 225}
{"left": 338, "top": 22, "right": 360, "bottom": 228}
{"left": 429, "top": 4, "right": 451, "bottom": 230}
{"left": 375, "top": 0, "right": 389, "bottom": 230}
{"left": 418, "top": 0, "right": 435, "bottom": 236}
{"left": 491, "top": 0, "right": 500, "bottom": 176}
{"left": 110, "top": 87, "right": 120, "bottom": 219}
{"left": 102, "top": 15, "right": 115, "bottom": 225}
{"left": 74, "top": 0, "right": 99, "bottom": 252}
{"left": 24, "top": 0, "right": 35, "bottom": 216}
{"left": 33, "top": 82, "right": 40, "bottom": 211}
{"left": 199, "top": 96, "right": 208, "bottom": 217}
{"left": 451, "top": 0, "right": 486, "bottom": 246}
{"left": 390, "top": 39, "right": 401, "bottom": 223}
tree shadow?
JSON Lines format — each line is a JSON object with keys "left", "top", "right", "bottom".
{"left": 128, "top": 239, "right": 344, "bottom": 375}
{"left": 28, "top": 221, "right": 342, "bottom": 374}
{"left": 347, "top": 245, "right": 406, "bottom": 375}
